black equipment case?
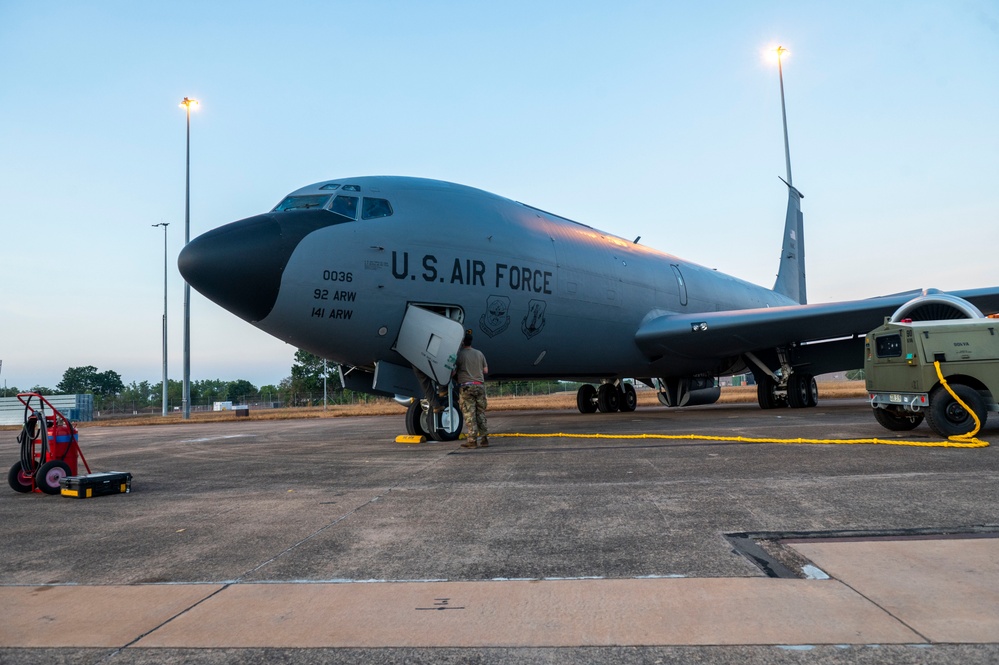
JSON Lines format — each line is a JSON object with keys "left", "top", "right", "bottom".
{"left": 60, "top": 472, "right": 132, "bottom": 498}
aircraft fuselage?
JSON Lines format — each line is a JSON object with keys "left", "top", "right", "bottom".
{"left": 180, "top": 176, "right": 796, "bottom": 387}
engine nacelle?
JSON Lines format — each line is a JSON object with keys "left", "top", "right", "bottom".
{"left": 656, "top": 376, "right": 721, "bottom": 407}
{"left": 890, "top": 292, "right": 984, "bottom": 323}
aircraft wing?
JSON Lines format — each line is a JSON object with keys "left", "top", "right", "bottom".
{"left": 635, "top": 287, "right": 999, "bottom": 360}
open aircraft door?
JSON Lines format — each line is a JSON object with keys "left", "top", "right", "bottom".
{"left": 393, "top": 305, "right": 464, "bottom": 386}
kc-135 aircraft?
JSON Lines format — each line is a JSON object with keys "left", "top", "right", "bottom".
{"left": 179, "top": 172, "right": 999, "bottom": 440}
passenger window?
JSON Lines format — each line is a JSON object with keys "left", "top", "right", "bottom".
{"left": 273, "top": 195, "right": 331, "bottom": 212}
{"left": 330, "top": 195, "right": 358, "bottom": 219}
{"left": 361, "top": 197, "right": 393, "bottom": 220}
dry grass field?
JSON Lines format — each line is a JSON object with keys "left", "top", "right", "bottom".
{"left": 26, "top": 381, "right": 866, "bottom": 429}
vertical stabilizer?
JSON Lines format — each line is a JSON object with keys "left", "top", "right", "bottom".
{"left": 773, "top": 178, "right": 806, "bottom": 304}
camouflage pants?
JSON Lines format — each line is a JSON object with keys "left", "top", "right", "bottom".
{"left": 459, "top": 384, "right": 488, "bottom": 440}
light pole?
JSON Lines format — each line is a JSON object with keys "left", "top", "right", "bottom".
{"left": 152, "top": 222, "right": 169, "bottom": 416}
{"left": 180, "top": 96, "right": 199, "bottom": 419}
{"left": 775, "top": 45, "right": 792, "bottom": 187}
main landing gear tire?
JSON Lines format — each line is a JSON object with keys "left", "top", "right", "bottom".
{"left": 619, "top": 383, "right": 638, "bottom": 412}
{"left": 788, "top": 373, "right": 818, "bottom": 409}
{"left": 873, "top": 407, "right": 924, "bottom": 431}
{"left": 35, "top": 460, "right": 71, "bottom": 495}
{"left": 576, "top": 384, "right": 598, "bottom": 413}
{"left": 8, "top": 461, "right": 34, "bottom": 493}
{"left": 597, "top": 384, "right": 620, "bottom": 413}
{"left": 925, "top": 384, "right": 987, "bottom": 438}
{"left": 757, "top": 376, "right": 786, "bottom": 410}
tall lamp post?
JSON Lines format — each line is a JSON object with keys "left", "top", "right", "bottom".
{"left": 152, "top": 222, "right": 170, "bottom": 416}
{"left": 775, "top": 45, "right": 792, "bottom": 187}
{"left": 180, "top": 96, "right": 199, "bottom": 419}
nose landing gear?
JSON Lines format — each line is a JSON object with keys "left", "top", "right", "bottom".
{"left": 405, "top": 384, "right": 465, "bottom": 441}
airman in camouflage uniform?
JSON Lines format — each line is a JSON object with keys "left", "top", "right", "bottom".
{"left": 454, "top": 329, "right": 489, "bottom": 448}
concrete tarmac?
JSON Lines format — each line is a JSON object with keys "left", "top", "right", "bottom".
{"left": 1, "top": 398, "right": 997, "bottom": 664}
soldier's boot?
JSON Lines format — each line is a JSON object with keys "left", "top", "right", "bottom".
{"left": 479, "top": 436, "right": 489, "bottom": 447}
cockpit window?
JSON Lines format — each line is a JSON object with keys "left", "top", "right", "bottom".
{"left": 319, "top": 183, "right": 340, "bottom": 190}
{"left": 361, "top": 197, "right": 393, "bottom": 220}
{"left": 330, "top": 195, "right": 359, "bottom": 219}
{"left": 273, "top": 195, "right": 331, "bottom": 212}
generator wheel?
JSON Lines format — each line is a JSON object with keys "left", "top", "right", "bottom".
{"left": 35, "top": 460, "right": 71, "bottom": 495}
{"left": 926, "top": 384, "right": 987, "bottom": 438}
{"left": 8, "top": 461, "right": 34, "bottom": 493}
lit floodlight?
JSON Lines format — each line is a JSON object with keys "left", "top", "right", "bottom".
{"left": 763, "top": 44, "right": 789, "bottom": 65}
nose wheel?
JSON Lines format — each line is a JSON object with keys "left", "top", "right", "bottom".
{"left": 404, "top": 391, "right": 465, "bottom": 441}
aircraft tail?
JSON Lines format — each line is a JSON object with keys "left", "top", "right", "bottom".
{"left": 772, "top": 177, "right": 806, "bottom": 304}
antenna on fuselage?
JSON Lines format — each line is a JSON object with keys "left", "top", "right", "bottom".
{"left": 771, "top": 44, "right": 807, "bottom": 305}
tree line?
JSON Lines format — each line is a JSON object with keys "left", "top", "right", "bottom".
{"left": 1, "top": 351, "right": 343, "bottom": 412}
{"left": 3, "top": 350, "right": 574, "bottom": 414}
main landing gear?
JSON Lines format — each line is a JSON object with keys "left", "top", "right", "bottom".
{"left": 576, "top": 382, "right": 637, "bottom": 414}
{"left": 756, "top": 372, "right": 818, "bottom": 409}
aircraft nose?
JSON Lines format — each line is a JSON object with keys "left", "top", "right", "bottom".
{"left": 179, "top": 210, "right": 345, "bottom": 323}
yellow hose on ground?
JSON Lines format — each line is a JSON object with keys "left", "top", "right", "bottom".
{"left": 494, "top": 365, "right": 988, "bottom": 449}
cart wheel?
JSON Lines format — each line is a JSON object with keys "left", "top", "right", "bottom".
{"left": 8, "top": 461, "right": 34, "bottom": 493}
{"left": 35, "top": 460, "right": 71, "bottom": 495}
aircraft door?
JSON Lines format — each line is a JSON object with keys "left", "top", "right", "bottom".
{"left": 393, "top": 305, "right": 465, "bottom": 385}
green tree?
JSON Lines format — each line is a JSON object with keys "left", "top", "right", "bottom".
{"left": 290, "top": 350, "right": 339, "bottom": 404}
{"left": 194, "top": 379, "right": 228, "bottom": 405}
{"left": 227, "top": 379, "right": 257, "bottom": 404}
{"left": 120, "top": 380, "right": 154, "bottom": 410}
{"left": 93, "top": 369, "right": 124, "bottom": 397}
{"left": 258, "top": 384, "right": 281, "bottom": 405}
{"left": 164, "top": 379, "right": 184, "bottom": 409}
{"left": 57, "top": 365, "right": 99, "bottom": 394}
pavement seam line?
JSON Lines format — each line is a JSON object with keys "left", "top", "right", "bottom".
{"left": 821, "top": 576, "right": 932, "bottom": 644}
{"left": 95, "top": 583, "right": 231, "bottom": 663}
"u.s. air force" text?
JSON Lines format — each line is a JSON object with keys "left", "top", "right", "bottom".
{"left": 391, "top": 251, "right": 552, "bottom": 295}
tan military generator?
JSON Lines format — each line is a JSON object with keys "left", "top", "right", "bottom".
{"left": 866, "top": 294, "right": 999, "bottom": 438}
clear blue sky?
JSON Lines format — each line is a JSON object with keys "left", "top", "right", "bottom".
{"left": 1, "top": 1, "right": 997, "bottom": 391}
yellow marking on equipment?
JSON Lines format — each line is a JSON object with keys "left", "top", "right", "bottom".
{"left": 395, "top": 434, "right": 426, "bottom": 444}
{"left": 62, "top": 489, "right": 79, "bottom": 497}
